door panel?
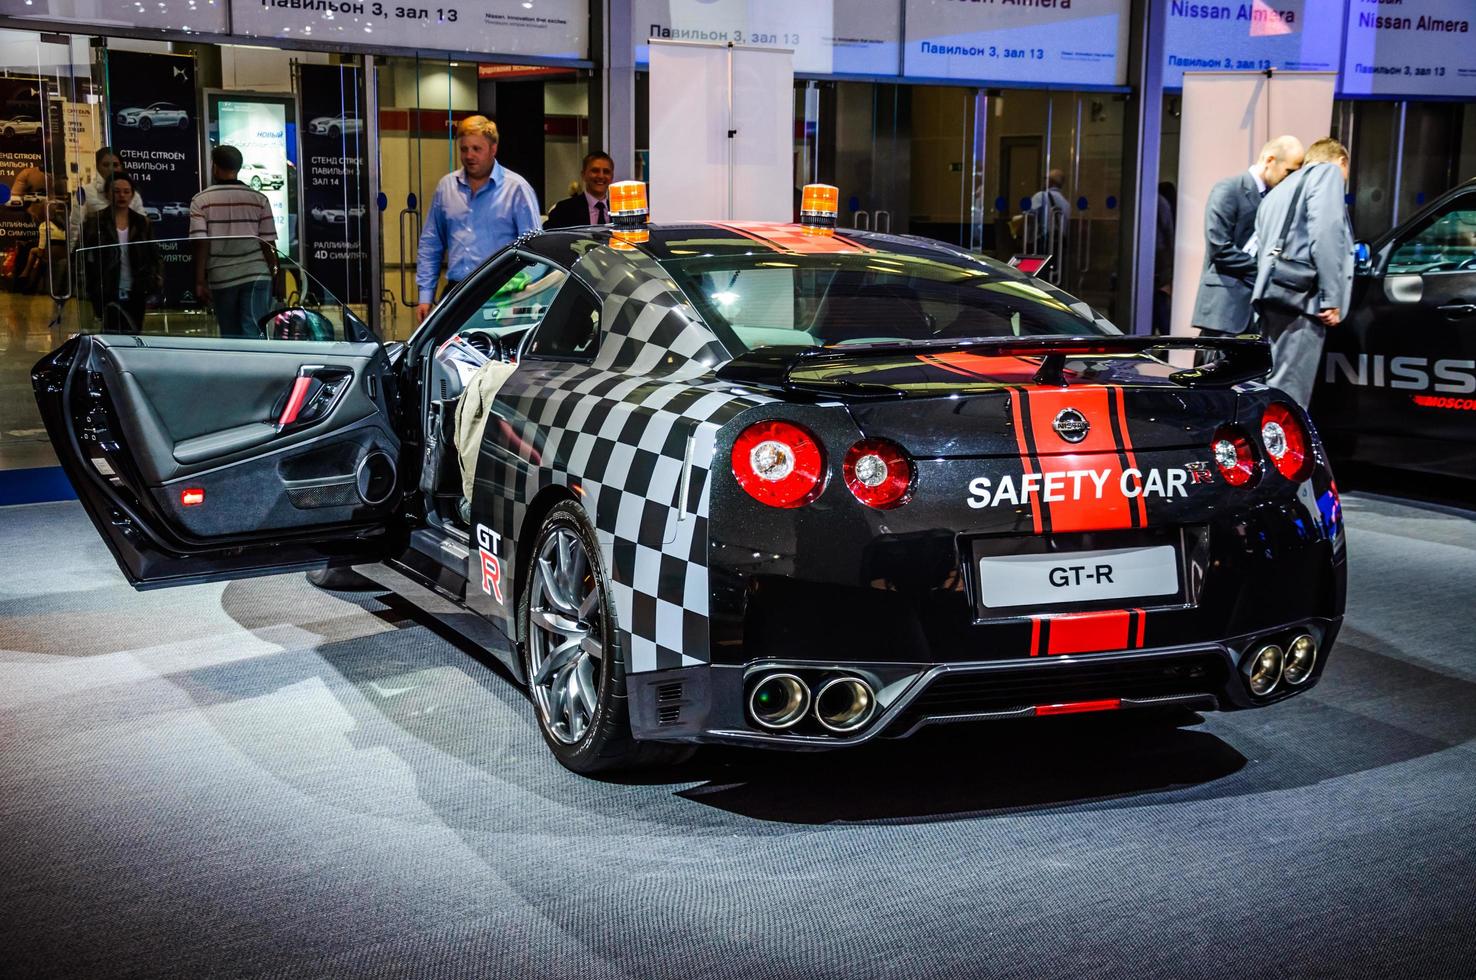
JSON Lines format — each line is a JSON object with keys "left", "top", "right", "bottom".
{"left": 34, "top": 335, "right": 402, "bottom": 588}
{"left": 1318, "top": 190, "right": 1476, "bottom": 477}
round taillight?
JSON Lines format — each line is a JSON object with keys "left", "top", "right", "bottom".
{"left": 1212, "top": 427, "right": 1258, "bottom": 487}
{"left": 842, "top": 438, "right": 913, "bottom": 509}
{"left": 1260, "top": 402, "right": 1313, "bottom": 482}
{"left": 732, "top": 420, "right": 826, "bottom": 508}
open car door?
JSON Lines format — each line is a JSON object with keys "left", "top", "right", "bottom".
{"left": 34, "top": 236, "right": 403, "bottom": 589}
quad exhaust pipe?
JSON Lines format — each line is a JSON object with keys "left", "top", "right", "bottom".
{"left": 747, "top": 672, "right": 877, "bottom": 733}
{"left": 1243, "top": 632, "right": 1318, "bottom": 697}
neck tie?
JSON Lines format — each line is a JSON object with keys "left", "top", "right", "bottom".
{"left": 595, "top": 200, "right": 607, "bottom": 224}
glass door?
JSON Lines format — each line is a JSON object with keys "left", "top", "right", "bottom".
{"left": 0, "top": 29, "right": 103, "bottom": 473}
{"left": 373, "top": 58, "right": 589, "bottom": 340}
{"left": 375, "top": 55, "right": 461, "bottom": 341}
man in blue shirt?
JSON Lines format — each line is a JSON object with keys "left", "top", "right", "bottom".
{"left": 415, "top": 115, "right": 541, "bottom": 323}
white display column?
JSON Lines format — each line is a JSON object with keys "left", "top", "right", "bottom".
{"left": 648, "top": 39, "right": 793, "bottom": 223}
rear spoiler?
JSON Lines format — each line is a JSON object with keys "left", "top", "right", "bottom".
{"left": 714, "top": 335, "right": 1272, "bottom": 397}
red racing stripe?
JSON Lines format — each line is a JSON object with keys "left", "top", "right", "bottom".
{"left": 1045, "top": 610, "right": 1132, "bottom": 656}
{"left": 1009, "top": 390, "right": 1045, "bottom": 534}
{"left": 1018, "top": 387, "right": 1136, "bottom": 533}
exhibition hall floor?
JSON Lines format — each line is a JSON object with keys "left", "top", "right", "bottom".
{"left": 2, "top": 495, "right": 1474, "bottom": 979}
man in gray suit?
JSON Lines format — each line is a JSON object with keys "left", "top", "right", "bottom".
{"left": 1251, "top": 138, "right": 1354, "bottom": 408}
{"left": 1192, "top": 135, "right": 1304, "bottom": 340}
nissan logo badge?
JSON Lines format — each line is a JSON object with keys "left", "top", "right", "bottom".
{"left": 1052, "top": 408, "right": 1090, "bottom": 443}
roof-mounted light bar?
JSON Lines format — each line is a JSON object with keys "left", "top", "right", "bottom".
{"left": 608, "top": 180, "right": 649, "bottom": 227}
{"left": 799, "top": 183, "right": 839, "bottom": 229}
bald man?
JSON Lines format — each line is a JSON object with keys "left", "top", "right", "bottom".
{"left": 1192, "top": 135, "right": 1304, "bottom": 340}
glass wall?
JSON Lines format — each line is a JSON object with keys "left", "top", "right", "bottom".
{"left": 0, "top": 29, "right": 100, "bottom": 472}
{"left": 793, "top": 81, "right": 1127, "bottom": 319}
{"left": 376, "top": 58, "right": 590, "bottom": 341}
{"left": 0, "top": 29, "right": 590, "bottom": 477}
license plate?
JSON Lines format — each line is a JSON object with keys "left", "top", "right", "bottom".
{"left": 977, "top": 545, "right": 1179, "bottom": 610}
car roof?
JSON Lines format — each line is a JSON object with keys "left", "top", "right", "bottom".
{"left": 524, "top": 221, "right": 981, "bottom": 269}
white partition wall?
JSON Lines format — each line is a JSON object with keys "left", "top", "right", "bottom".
{"left": 1170, "top": 71, "right": 1337, "bottom": 342}
{"left": 649, "top": 39, "right": 793, "bottom": 222}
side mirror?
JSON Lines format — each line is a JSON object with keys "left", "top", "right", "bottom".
{"left": 1354, "top": 241, "right": 1374, "bottom": 276}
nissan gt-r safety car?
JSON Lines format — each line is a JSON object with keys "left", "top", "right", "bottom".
{"left": 33, "top": 183, "right": 1346, "bottom": 775}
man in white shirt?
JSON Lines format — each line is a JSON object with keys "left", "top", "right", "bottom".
{"left": 69, "top": 147, "right": 145, "bottom": 246}
{"left": 543, "top": 152, "right": 615, "bottom": 229}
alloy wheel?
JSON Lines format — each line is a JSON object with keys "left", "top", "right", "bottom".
{"left": 527, "top": 526, "right": 604, "bottom": 744}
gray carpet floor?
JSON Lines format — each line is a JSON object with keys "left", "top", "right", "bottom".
{"left": 2, "top": 494, "right": 1474, "bottom": 979}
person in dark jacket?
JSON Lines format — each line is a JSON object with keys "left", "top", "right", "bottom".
{"left": 1191, "top": 135, "right": 1304, "bottom": 341}
{"left": 80, "top": 172, "right": 161, "bottom": 333}
{"left": 544, "top": 151, "right": 615, "bottom": 229}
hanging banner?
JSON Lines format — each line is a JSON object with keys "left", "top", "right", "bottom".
{"left": 634, "top": 0, "right": 901, "bottom": 76}
{"left": 229, "top": 0, "right": 587, "bottom": 58}
{"left": 0, "top": 77, "right": 45, "bottom": 275}
{"left": 903, "top": 0, "right": 1130, "bottom": 86}
{"left": 1163, "top": 0, "right": 1344, "bottom": 88}
{"left": 1341, "top": 0, "right": 1476, "bottom": 97}
{"left": 106, "top": 50, "right": 202, "bottom": 305}
{"left": 299, "top": 64, "right": 371, "bottom": 307}
{"left": 0, "top": 0, "right": 228, "bottom": 34}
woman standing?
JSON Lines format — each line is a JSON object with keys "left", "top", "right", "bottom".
{"left": 80, "top": 172, "right": 161, "bottom": 333}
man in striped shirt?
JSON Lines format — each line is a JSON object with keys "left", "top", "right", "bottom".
{"left": 189, "top": 145, "right": 279, "bottom": 338}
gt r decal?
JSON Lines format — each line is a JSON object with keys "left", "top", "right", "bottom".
{"left": 475, "top": 524, "right": 505, "bottom": 604}
{"left": 966, "top": 467, "right": 1190, "bottom": 509}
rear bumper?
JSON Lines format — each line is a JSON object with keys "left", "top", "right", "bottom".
{"left": 627, "top": 615, "right": 1341, "bottom": 748}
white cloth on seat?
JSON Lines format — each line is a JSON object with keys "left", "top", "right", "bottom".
{"left": 454, "top": 359, "right": 519, "bottom": 506}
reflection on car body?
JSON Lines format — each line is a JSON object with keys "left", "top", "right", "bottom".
{"left": 1314, "top": 177, "right": 1476, "bottom": 480}
{"left": 32, "top": 216, "right": 1346, "bottom": 776}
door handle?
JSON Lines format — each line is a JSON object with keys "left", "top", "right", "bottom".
{"left": 398, "top": 208, "right": 422, "bottom": 308}
{"left": 276, "top": 365, "right": 353, "bottom": 431}
{"left": 1437, "top": 302, "right": 1476, "bottom": 319}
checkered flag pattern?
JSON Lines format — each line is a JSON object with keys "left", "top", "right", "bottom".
{"left": 476, "top": 245, "right": 775, "bottom": 674}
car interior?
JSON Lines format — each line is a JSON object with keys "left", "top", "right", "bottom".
{"left": 416, "top": 252, "right": 601, "bottom": 542}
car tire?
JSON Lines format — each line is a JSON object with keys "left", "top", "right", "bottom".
{"left": 305, "top": 566, "right": 381, "bottom": 591}
{"left": 328, "top": 125, "right": 340, "bottom": 138}
{"left": 250, "top": 176, "right": 262, "bottom": 190}
{"left": 2, "top": 127, "right": 12, "bottom": 138}
{"left": 138, "top": 117, "right": 152, "bottom": 131}
{"left": 177, "top": 117, "right": 189, "bottom": 129}
{"left": 519, "top": 500, "right": 693, "bottom": 774}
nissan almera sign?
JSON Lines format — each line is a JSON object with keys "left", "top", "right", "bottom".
{"left": 33, "top": 188, "right": 1346, "bottom": 774}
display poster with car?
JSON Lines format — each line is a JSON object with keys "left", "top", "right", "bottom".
{"left": 1161, "top": 0, "right": 1344, "bottom": 88}
{"left": 300, "top": 64, "right": 370, "bottom": 307}
{"left": 902, "top": 0, "right": 1130, "bottom": 86}
{"left": 215, "top": 98, "right": 291, "bottom": 254}
{"left": 0, "top": 0, "right": 227, "bottom": 34}
{"left": 633, "top": 0, "right": 901, "bottom": 76}
{"left": 1340, "top": 0, "right": 1476, "bottom": 97}
{"left": 106, "top": 50, "right": 202, "bottom": 305}
{"left": 0, "top": 77, "right": 44, "bottom": 272}
{"left": 229, "top": 0, "right": 587, "bottom": 58}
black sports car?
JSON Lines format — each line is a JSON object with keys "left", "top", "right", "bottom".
{"left": 34, "top": 219, "right": 1347, "bottom": 774}
{"left": 1316, "top": 178, "right": 1476, "bottom": 479}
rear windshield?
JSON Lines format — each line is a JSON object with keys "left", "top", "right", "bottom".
{"left": 660, "top": 251, "right": 1115, "bottom": 353}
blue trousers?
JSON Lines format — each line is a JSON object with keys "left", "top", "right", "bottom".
{"left": 213, "top": 280, "right": 272, "bottom": 339}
